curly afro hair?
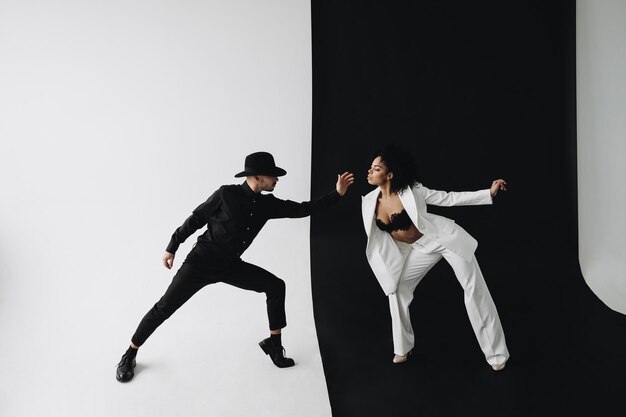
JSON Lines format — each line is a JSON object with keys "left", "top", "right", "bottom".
{"left": 372, "top": 144, "right": 420, "bottom": 195}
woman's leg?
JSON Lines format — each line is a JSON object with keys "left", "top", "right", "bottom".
{"left": 388, "top": 243, "right": 442, "bottom": 356}
{"left": 443, "top": 251, "right": 509, "bottom": 365}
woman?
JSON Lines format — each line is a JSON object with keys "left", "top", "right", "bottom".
{"left": 362, "top": 144, "right": 509, "bottom": 370}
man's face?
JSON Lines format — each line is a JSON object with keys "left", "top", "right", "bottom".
{"left": 257, "top": 175, "right": 279, "bottom": 191}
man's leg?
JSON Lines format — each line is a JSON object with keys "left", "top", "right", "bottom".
{"left": 116, "top": 261, "right": 213, "bottom": 382}
{"left": 220, "top": 260, "right": 294, "bottom": 368}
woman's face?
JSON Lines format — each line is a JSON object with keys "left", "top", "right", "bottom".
{"left": 367, "top": 156, "right": 391, "bottom": 186}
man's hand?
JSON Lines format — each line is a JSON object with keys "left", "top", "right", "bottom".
{"left": 163, "top": 251, "right": 175, "bottom": 269}
{"left": 336, "top": 172, "right": 355, "bottom": 196}
{"left": 490, "top": 179, "right": 507, "bottom": 197}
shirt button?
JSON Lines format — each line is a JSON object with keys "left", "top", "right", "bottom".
{"left": 252, "top": 199, "right": 256, "bottom": 203}
{"left": 243, "top": 241, "right": 246, "bottom": 244}
{"left": 246, "top": 227, "right": 250, "bottom": 230}
{"left": 250, "top": 213, "right": 253, "bottom": 216}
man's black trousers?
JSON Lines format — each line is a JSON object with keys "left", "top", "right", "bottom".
{"left": 131, "top": 250, "right": 287, "bottom": 347}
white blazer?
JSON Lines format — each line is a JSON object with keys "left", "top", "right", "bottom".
{"left": 361, "top": 183, "right": 493, "bottom": 295}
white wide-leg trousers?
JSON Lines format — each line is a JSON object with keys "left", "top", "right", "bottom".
{"left": 388, "top": 235, "right": 509, "bottom": 365}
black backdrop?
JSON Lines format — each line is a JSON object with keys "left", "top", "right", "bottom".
{"left": 309, "top": 1, "right": 625, "bottom": 416}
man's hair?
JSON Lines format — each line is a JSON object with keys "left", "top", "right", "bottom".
{"left": 372, "top": 144, "right": 419, "bottom": 195}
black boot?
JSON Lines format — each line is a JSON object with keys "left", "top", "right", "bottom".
{"left": 116, "top": 350, "right": 137, "bottom": 382}
{"left": 259, "top": 337, "right": 295, "bottom": 368}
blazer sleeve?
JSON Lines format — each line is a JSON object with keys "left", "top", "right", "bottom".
{"left": 416, "top": 184, "right": 493, "bottom": 207}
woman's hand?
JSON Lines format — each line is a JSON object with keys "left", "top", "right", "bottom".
{"left": 336, "top": 172, "right": 355, "bottom": 196}
{"left": 490, "top": 179, "right": 507, "bottom": 197}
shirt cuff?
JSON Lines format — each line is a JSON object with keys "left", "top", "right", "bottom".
{"left": 328, "top": 189, "right": 342, "bottom": 202}
{"left": 166, "top": 241, "right": 179, "bottom": 254}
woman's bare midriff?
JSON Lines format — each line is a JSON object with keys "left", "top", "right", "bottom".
{"left": 390, "top": 223, "right": 423, "bottom": 244}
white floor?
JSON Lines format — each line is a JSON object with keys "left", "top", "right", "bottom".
{"left": 0, "top": 1, "right": 327, "bottom": 411}
{"left": 0, "top": 256, "right": 331, "bottom": 417}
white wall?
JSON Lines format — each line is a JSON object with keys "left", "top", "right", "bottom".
{"left": 0, "top": 1, "right": 331, "bottom": 416}
{"left": 577, "top": 0, "right": 626, "bottom": 314}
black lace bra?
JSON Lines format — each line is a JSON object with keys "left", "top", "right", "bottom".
{"left": 375, "top": 209, "right": 413, "bottom": 233}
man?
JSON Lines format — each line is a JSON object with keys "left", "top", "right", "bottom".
{"left": 116, "top": 151, "right": 354, "bottom": 382}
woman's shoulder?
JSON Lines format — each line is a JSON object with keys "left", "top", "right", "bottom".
{"left": 362, "top": 188, "right": 380, "bottom": 200}
{"left": 397, "top": 182, "right": 422, "bottom": 195}
{"left": 407, "top": 182, "right": 425, "bottom": 194}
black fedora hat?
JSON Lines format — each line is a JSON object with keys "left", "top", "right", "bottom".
{"left": 234, "top": 151, "right": 287, "bottom": 178}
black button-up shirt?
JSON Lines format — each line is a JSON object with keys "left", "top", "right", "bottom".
{"left": 166, "top": 182, "right": 341, "bottom": 258}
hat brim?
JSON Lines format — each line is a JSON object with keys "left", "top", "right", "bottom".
{"left": 234, "top": 167, "right": 287, "bottom": 178}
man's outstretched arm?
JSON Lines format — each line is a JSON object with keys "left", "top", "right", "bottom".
{"left": 269, "top": 172, "right": 355, "bottom": 219}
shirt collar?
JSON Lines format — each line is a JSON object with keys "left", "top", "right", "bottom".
{"left": 240, "top": 181, "right": 258, "bottom": 198}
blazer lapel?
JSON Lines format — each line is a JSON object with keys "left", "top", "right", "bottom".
{"left": 361, "top": 189, "right": 379, "bottom": 238}
{"left": 399, "top": 186, "right": 419, "bottom": 228}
